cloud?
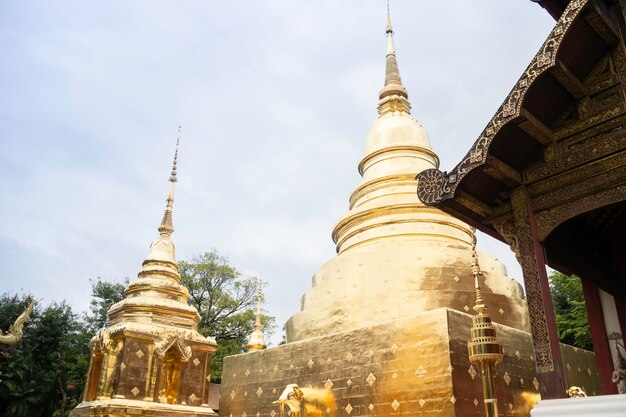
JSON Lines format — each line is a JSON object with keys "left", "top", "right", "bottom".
{"left": 0, "top": 1, "right": 554, "bottom": 344}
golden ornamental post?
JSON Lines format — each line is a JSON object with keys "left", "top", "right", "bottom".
{"left": 467, "top": 230, "right": 503, "bottom": 417}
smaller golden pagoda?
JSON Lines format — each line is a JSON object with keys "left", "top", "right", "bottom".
{"left": 246, "top": 280, "right": 266, "bottom": 352}
{"left": 71, "top": 138, "right": 218, "bottom": 417}
{"left": 468, "top": 230, "right": 504, "bottom": 417}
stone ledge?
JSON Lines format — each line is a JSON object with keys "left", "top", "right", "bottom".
{"left": 531, "top": 394, "right": 626, "bottom": 417}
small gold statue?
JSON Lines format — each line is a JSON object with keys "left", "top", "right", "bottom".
{"left": 274, "top": 384, "right": 335, "bottom": 417}
{"left": 567, "top": 386, "right": 587, "bottom": 398}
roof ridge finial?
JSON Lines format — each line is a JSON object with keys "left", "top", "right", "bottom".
{"left": 158, "top": 127, "right": 181, "bottom": 236}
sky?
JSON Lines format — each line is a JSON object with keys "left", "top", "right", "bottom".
{"left": 0, "top": 1, "right": 556, "bottom": 345}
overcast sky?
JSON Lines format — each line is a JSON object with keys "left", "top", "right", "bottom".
{"left": 0, "top": 1, "right": 555, "bottom": 345}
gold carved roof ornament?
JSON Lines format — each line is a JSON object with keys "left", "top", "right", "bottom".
{"left": 247, "top": 277, "right": 266, "bottom": 352}
{"left": 155, "top": 334, "right": 193, "bottom": 361}
{"left": 377, "top": 0, "right": 411, "bottom": 116}
{"left": 467, "top": 228, "right": 504, "bottom": 366}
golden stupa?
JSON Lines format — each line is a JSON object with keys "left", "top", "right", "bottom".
{"left": 71, "top": 140, "right": 218, "bottom": 417}
{"left": 285, "top": 7, "right": 529, "bottom": 343}
{"left": 220, "top": 7, "right": 599, "bottom": 417}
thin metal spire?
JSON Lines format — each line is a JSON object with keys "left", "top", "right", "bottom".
{"left": 471, "top": 229, "right": 486, "bottom": 314}
{"left": 158, "top": 127, "right": 181, "bottom": 236}
{"left": 386, "top": 0, "right": 393, "bottom": 34}
{"left": 377, "top": 0, "right": 410, "bottom": 114}
{"left": 255, "top": 276, "right": 262, "bottom": 329}
{"left": 169, "top": 125, "right": 181, "bottom": 183}
{"left": 247, "top": 275, "right": 266, "bottom": 351}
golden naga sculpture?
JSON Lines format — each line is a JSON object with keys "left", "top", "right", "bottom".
{"left": 0, "top": 297, "right": 34, "bottom": 347}
{"left": 274, "top": 384, "right": 336, "bottom": 417}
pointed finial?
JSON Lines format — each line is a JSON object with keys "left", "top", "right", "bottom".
{"left": 158, "top": 129, "right": 181, "bottom": 236}
{"left": 467, "top": 227, "right": 503, "bottom": 381}
{"left": 470, "top": 228, "right": 486, "bottom": 314}
{"left": 255, "top": 276, "right": 263, "bottom": 329}
{"left": 169, "top": 125, "right": 181, "bottom": 183}
{"left": 247, "top": 275, "right": 266, "bottom": 351}
{"left": 377, "top": 0, "right": 410, "bottom": 115}
{"left": 386, "top": 0, "right": 393, "bottom": 34}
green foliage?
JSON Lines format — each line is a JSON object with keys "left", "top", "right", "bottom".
{"left": 179, "top": 250, "right": 275, "bottom": 382}
{"left": 0, "top": 294, "right": 90, "bottom": 417}
{"left": 0, "top": 249, "right": 276, "bottom": 415}
{"left": 84, "top": 277, "right": 127, "bottom": 333}
{"left": 549, "top": 271, "right": 593, "bottom": 351}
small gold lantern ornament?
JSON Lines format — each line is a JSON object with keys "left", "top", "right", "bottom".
{"left": 467, "top": 230, "right": 504, "bottom": 417}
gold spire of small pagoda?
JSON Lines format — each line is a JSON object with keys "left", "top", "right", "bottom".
{"left": 73, "top": 130, "right": 218, "bottom": 416}
{"left": 158, "top": 126, "right": 180, "bottom": 236}
{"left": 107, "top": 127, "right": 202, "bottom": 329}
{"left": 247, "top": 277, "right": 266, "bottom": 352}
{"left": 467, "top": 229, "right": 503, "bottom": 417}
{"left": 378, "top": 0, "right": 411, "bottom": 115}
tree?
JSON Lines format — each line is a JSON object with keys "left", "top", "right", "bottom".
{"left": 84, "top": 277, "right": 127, "bottom": 333}
{"left": 549, "top": 271, "right": 593, "bottom": 351}
{"left": 179, "top": 250, "right": 275, "bottom": 382}
{"left": 0, "top": 294, "right": 90, "bottom": 417}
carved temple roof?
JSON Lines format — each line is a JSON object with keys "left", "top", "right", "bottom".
{"left": 417, "top": 0, "right": 626, "bottom": 296}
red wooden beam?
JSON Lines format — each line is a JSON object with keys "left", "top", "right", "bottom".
{"left": 581, "top": 279, "right": 619, "bottom": 394}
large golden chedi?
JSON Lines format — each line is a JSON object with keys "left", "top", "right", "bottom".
{"left": 285, "top": 14, "right": 528, "bottom": 343}
{"left": 71, "top": 145, "right": 218, "bottom": 417}
{"left": 220, "top": 10, "right": 600, "bottom": 417}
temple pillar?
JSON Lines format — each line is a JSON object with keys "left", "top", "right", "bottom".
{"left": 201, "top": 351, "right": 211, "bottom": 406}
{"left": 143, "top": 345, "right": 156, "bottom": 402}
{"left": 581, "top": 279, "right": 619, "bottom": 394}
{"left": 511, "top": 187, "right": 566, "bottom": 399}
{"left": 82, "top": 350, "right": 96, "bottom": 402}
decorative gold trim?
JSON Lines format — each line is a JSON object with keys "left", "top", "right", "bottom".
{"left": 352, "top": 192, "right": 420, "bottom": 209}
{"left": 350, "top": 174, "right": 418, "bottom": 207}
{"left": 536, "top": 183, "right": 626, "bottom": 240}
{"left": 339, "top": 232, "right": 471, "bottom": 253}
{"left": 358, "top": 146, "right": 439, "bottom": 175}
{"left": 336, "top": 218, "right": 473, "bottom": 252}
{"left": 332, "top": 204, "right": 470, "bottom": 243}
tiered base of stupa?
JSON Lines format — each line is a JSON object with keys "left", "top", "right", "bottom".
{"left": 220, "top": 308, "right": 598, "bottom": 417}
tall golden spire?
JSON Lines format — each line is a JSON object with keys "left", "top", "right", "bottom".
{"left": 467, "top": 229, "right": 503, "bottom": 417}
{"left": 247, "top": 277, "right": 266, "bottom": 352}
{"left": 107, "top": 127, "right": 201, "bottom": 329}
{"left": 378, "top": 0, "right": 411, "bottom": 115}
{"left": 158, "top": 126, "right": 180, "bottom": 236}
{"left": 471, "top": 234, "right": 486, "bottom": 315}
